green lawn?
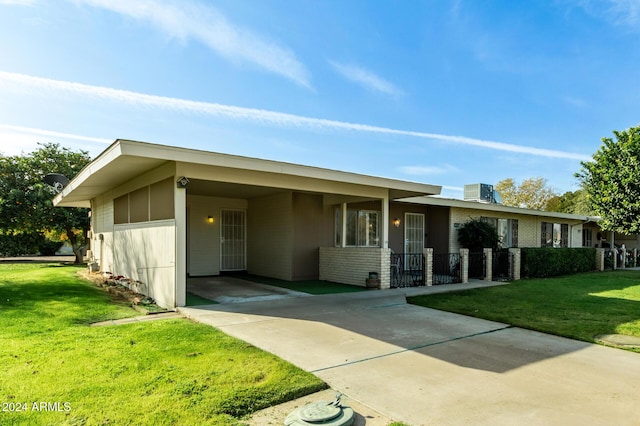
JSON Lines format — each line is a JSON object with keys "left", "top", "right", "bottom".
{"left": 409, "top": 270, "right": 640, "bottom": 351}
{"left": 0, "top": 263, "right": 326, "bottom": 425}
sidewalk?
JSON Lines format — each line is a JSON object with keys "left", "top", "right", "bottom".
{"left": 179, "top": 283, "right": 640, "bottom": 425}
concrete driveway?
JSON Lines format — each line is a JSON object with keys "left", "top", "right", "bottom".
{"left": 179, "top": 288, "right": 640, "bottom": 425}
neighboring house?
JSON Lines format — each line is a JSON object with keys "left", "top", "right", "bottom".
{"left": 53, "top": 139, "right": 625, "bottom": 308}
{"left": 394, "top": 195, "right": 601, "bottom": 252}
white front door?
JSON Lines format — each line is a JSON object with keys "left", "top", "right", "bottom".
{"left": 220, "top": 209, "right": 246, "bottom": 271}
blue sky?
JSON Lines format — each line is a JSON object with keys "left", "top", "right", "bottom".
{"left": 0, "top": 0, "right": 639, "bottom": 198}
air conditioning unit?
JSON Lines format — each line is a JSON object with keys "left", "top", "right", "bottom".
{"left": 464, "top": 183, "right": 500, "bottom": 204}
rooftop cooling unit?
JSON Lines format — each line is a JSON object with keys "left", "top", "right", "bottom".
{"left": 464, "top": 183, "right": 500, "bottom": 204}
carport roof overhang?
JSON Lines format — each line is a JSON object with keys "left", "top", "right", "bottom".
{"left": 54, "top": 139, "right": 441, "bottom": 207}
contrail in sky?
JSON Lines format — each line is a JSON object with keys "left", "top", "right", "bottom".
{"left": 0, "top": 70, "right": 591, "bottom": 161}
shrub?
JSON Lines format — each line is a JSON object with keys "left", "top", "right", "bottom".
{"left": 37, "top": 239, "right": 64, "bottom": 256}
{"left": 0, "top": 232, "right": 41, "bottom": 256}
{"left": 457, "top": 218, "right": 500, "bottom": 252}
{"left": 0, "top": 232, "right": 63, "bottom": 257}
{"left": 521, "top": 247, "right": 596, "bottom": 278}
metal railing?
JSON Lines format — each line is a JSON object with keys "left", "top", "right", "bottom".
{"left": 390, "top": 253, "right": 425, "bottom": 288}
{"left": 433, "top": 252, "right": 462, "bottom": 285}
{"left": 468, "top": 251, "right": 485, "bottom": 280}
{"left": 492, "top": 250, "right": 514, "bottom": 281}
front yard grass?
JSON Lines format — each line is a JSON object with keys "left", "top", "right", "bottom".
{"left": 0, "top": 263, "right": 326, "bottom": 425}
{"left": 409, "top": 270, "right": 640, "bottom": 351}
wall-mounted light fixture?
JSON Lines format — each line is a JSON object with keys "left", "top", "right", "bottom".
{"left": 393, "top": 218, "right": 401, "bottom": 228}
{"left": 207, "top": 216, "right": 214, "bottom": 224}
{"left": 176, "top": 176, "right": 190, "bottom": 188}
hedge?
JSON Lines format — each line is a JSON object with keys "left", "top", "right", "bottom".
{"left": 521, "top": 247, "right": 596, "bottom": 278}
{"left": 0, "top": 232, "right": 63, "bottom": 257}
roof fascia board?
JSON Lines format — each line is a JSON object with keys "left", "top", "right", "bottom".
{"left": 121, "top": 139, "right": 441, "bottom": 196}
{"left": 55, "top": 139, "right": 441, "bottom": 206}
{"left": 399, "top": 196, "right": 599, "bottom": 222}
{"left": 176, "top": 162, "right": 391, "bottom": 199}
{"left": 53, "top": 141, "right": 123, "bottom": 206}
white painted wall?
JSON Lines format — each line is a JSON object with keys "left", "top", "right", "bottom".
{"left": 91, "top": 193, "right": 115, "bottom": 273}
{"left": 187, "top": 195, "right": 247, "bottom": 276}
{"left": 113, "top": 220, "right": 176, "bottom": 308}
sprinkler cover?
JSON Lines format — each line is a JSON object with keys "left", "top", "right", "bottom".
{"left": 284, "top": 393, "right": 355, "bottom": 426}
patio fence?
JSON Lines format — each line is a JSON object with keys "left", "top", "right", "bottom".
{"left": 433, "top": 252, "right": 462, "bottom": 285}
{"left": 390, "top": 253, "right": 425, "bottom": 288}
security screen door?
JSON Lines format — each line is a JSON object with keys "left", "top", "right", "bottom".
{"left": 404, "top": 213, "right": 425, "bottom": 269}
{"left": 220, "top": 209, "right": 246, "bottom": 271}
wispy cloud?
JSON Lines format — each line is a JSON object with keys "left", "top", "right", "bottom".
{"left": 602, "top": 0, "right": 640, "bottom": 27}
{"left": 73, "top": 0, "right": 312, "bottom": 88}
{"left": 0, "top": 0, "right": 35, "bottom": 4}
{"left": 398, "top": 164, "right": 460, "bottom": 176}
{"left": 0, "top": 124, "right": 111, "bottom": 144}
{"left": 0, "top": 70, "right": 592, "bottom": 161}
{"left": 562, "top": 95, "right": 588, "bottom": 108}
{"left": 573, "top": 0, "right": 640, "bottom": 29}
{"left": 0, "top": 124, "right": 110, "bottom": 156}
{"left": 329, "top": 61, "right": 403, "bottom": 96}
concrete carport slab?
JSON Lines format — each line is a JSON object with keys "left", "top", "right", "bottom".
{"left": 179, "top": 290, "right": 640, "bottom": 425}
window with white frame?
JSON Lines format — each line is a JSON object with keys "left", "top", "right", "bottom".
{"left": 541, "top": 222, "right": 569, "bottom": 247}
{"left": 335, "top": 207, "right": 380, "bottom": 247}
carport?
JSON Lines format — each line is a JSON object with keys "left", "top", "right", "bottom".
{"left": 54, "top": 139, "right": 440, "bottom": 308}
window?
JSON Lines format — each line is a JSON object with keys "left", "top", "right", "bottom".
{"left": 482, "top": 217, "right": 518, "bottom": 248}
{"left": 497, "top": 219, "right": 519, "bottom": 248}
{"left": 541, "top": 222, "right": 569, "bottom": 247}
{"left": 583, "top": 228, "right": 593, "bottom": 247}
{"left": 113, "top": 178, "right": 175, "bottom": 224}
{"left": 334, "top": 207, "right": 342, "bottom": 246}
{"left": 335, "top": 207, "right": 380, "bottom": 247}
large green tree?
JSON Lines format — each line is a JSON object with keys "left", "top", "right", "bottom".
{"left": 0, "top": 143, "right": 91, "bottom": 263}
{"left": 577, "top": 126, "right": 640, "bottom": 234}
{"left": 546, "top": 189, "right": 592, "bottom": 215}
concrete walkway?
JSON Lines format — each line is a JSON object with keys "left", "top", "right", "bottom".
{"left": 179, "top": 283, "right": 640, "bottom": 426}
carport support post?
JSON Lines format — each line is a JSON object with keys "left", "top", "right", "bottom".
{"left": 382, "top": 194, "right": 389, "bottom": 249}
{"left": 509, "top": 248, "right": 521, "bottom": 281}
{"left": 174, "top": 181, "right": 187, "bottom": 308}
{"left": 596, "top": 248, "right": 605, "bottom": 271}
{"left": 459, "top": 248, "right": 469, "bottom": 283}
{"left": 484, "top": 248, "right": 493, "bottom": 282}
{"left": 424, "top": 248, "right": 433, "bottom": 286}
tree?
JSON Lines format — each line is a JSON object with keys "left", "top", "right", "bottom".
{"left": 0, "top": 143, "right": 91, "bottom": 263}
{"left": 495, "top": 177, "right": 557, "bottom": 210}
{"left": 577, "top": 126, "right": 640, "bottom": 234}
{"left": 457, "top": 218, "right": 500, "bottom": 252}
{"left": 546, "top": 189, "right": 592, "bottom": 215}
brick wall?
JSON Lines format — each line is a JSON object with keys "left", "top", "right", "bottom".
{"left": 320, "top": 247, "right": 391, "bottom": 288}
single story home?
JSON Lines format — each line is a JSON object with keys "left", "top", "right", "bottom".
{"left": 53, "top": 139, "right": 620, "bottom": 308}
